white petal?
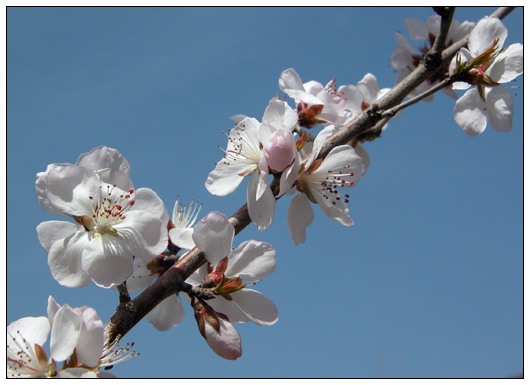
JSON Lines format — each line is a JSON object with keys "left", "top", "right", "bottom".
{"left": 207, "top": 296, "right": 248, "bottom": 323}
{"left": 260, "top": 98, "right": 297, "bottom": 139}
{"left": 405, "top": 17, "right": 430, "bottom": 40}
{"left": 206, "top": 119, "right": 261, "bottom": 196}
{"left": 192, "top": 211, "right": 234, "bottom": 266}
{"left": 316, "top": 145, "right": 364, "bottom": 186}
{"left": 284, "top": 88, "right": 324, "bottom": 105}
{"left": 247, "top": 173, "right": 275, "bottom": 231}
{"left": 36, "top": 164, "right": 100, "bottom": 216}
{"left": 130, "top": 188, "right": 169, "bottom": 225}
{"left": 57, "top": 368, "right": 99, "bottom": 378}
{"left": 115, "top": 209, "right": 168, "bottom": 261}
{"left": 76, "top": 145, "right": 131, "bottom": 176}
{"left": 204, "top": 317, "right": 242, "bottom": 360}
{"left": 205, "top": 161, "right": 246, "bottom": 196}
{"left": 453, "top": 88, "right": 488, "bottom": 136}
{"left": 468, "top": 17, "right": 507, "bottom": 57}
{"left": 225, "top": 240, "right": 276, "bottom": 280}
{"left": 288, "top": 193, "right": 314, "bottom": 245}
{"left": 75, "top": 306, "right": 105, "bottom": 367}
{"left": 50, "top": 305, "right": 82, "bottom": 362}
{"left": 278, "top": 68, "right": 304, "bottom": 92}
{"left": 47, "top": 230, "right": 91, "bottom": 288}
{"left": 314, "top": 190, "right": 353, "bottom": 226}
{"left": 339, "top": 84, "right": 364, "bottom": 114}
{"left": 7, "top": 316, "right": 50, "bottom": 348}
{"left": 37, "top": 221, "right": 79, "bottom": 252}
{"left": 488, "top": 43, "right": 524, "bottom": 83}
{"left": 147, "top": 295, "right": 185, "bottom": 331}
{"left": 305, "top": 125, "right": 336, "bottom": 168}
{"left": 169, "top": 227, "right": 195, "bottom": 249}
{"left": 278, "top": 153, "right": 301, "bottom": 197}
{"left": 126, "top": 259, "right": 157, "bottom": 293}
{"left": 230, "top": 289, "right": 278, "bottom": 326}
{"left": 356, "top": 73, "right": 380, "bottom": 103}
{"left": 47, "top": 296, "right": 61, "bottom": 325}
{"left": 76, "top": 146, "right": 132, "bottom": 191}
{"left": 486, "top": 87, "right": 513, "bottom": 132}
{"left": 303, "top": 80, "right": 324, "bottom": 95}
{"left": 448, "top": 20, "right": 476, "bottom": 41}
{"left": 80, "top": 236, "right": 134, "bottom": 288}
{"left": 390, "top": 32, "right": 415, "bottom": 70}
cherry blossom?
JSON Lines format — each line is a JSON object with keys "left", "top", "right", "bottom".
{"left": 191, "top": 297, "right": 242, "bottom": 360}
{"left": 127, "top": 197, "right": 201, "bottom": 331}
{"left": 7, "top": 296, "right": 136, "bottom": 378}
{"left": 450, "top": 17, "right": 523, "bottom": 136}
{"left": 186, "top": 211, "right": 278, "bottom": 358}
{"left": 391, "top": 15, "right": 475, "bottom": 100}
{"left": 281, "top": 127, "right": 365, "bottom": 245}
{"left": 36, "top": 149, "right": 169, "bottom": 288}
{"left": 339, "top": 73, "right": 391, "bottom": 120}
{"left": 206, "top": 98, "right": 297, "bottom": 230}
{"left": 279, "top": 67, "right": 349, "bottom": 128}
{"left": 168, "top": 197, "right": 202, "bottom": 250}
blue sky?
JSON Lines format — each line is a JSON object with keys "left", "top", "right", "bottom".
{"left": 6, "top": 6, "right": 523, "bottom": 378}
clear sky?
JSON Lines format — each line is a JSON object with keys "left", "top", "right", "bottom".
{"left": 6, "top": 6, "right": 523, "bottom": 379}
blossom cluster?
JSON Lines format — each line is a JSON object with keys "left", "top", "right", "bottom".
{"left": 9, "top": 10, "right": 522, "bottom": 378}
{"left": 206, "top": 68, "right": 391, "bottom": 244}
{"left": 391, "top": 14, "right": 522, "bottom": 136}
{"left": 7, "top": 296, "right": 136, "bottom": 378}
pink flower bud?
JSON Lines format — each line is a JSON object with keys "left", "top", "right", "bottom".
{"left": 264, "top": 129, "right": 296, "bottom": 173}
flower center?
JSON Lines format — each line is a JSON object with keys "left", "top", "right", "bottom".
{"left": 78, "top": 184, "right": 135, "bottom": 237}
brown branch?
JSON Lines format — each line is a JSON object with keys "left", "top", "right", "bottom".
{"left": 106, "top": 6, "right": 516, "bottom": 343}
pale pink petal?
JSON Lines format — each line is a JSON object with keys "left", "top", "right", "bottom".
{"left": 203, "top": 317, "right": 242, "bottom": 360}
{"left": 264, "top": 128, "right": 296, "bottom": 173}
